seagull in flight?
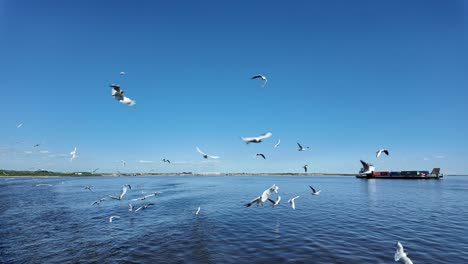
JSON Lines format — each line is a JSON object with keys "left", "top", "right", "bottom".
{"left": 194, "top": 207, "right": 201, "bottom": 215}
{"left": 196, "top": 147, "right": 219, "bottom": 159}
{"left": 360, "top": 160, "right": 374, "bottom": 174}
{"left": 162, "top": 159, "right": 171, "bottom": 163}
{"left": 251, "top": 74, "right": 268, "bottom": 87}
{"left": 135, "top": 203, "right": 155, "bottom": 212}
{"left": 131, "top": 192, "right": 161, "bottom": 201}
{"left": 267, "top": 196, "right": 281, "bottom": 208}
{"left": 92, "top": 168, "right": 99, "bottom": 173}
{"left": 128, "top": 204, "right": 134, "bottom": 212}
{"left": 17, "top": 123, "right": 23, "bottom": 128}
{"left": 256, "top": 153, "right": 266, "bottom": 159}
{"left": 274, "top": 139, "right": 281, "bottom": 148}
{"left": 309, "top": 185, "right": 321, "bottom": 195}
{"left": 242, "top": 132, "right": 272, "bottom": 144}
{"left": 395, "top": 241, "right": 413, "bottom": 264}
{"left": 109, "top": 216, "right": 120, "bottom": 223}
{"left": 108, "top": 184, "right": 131, "bottom": 200}
{"left": 84, "top": 186, "right": 93, "bottom": 192}
{"left": 376, "top": 149, "right": 389, "bottom": 157}
{"left": 121, "top": 160, "right": 126, "bottom": 167}
{"left": 92, "top": 198, "right": 106, "bottom": 205}
{"left": 245, "top": 184, "right": 279, "bottom": 207}
{"left": 303, "top": 165, "right": 308, "bottom": 173}
{"left": 33, "top": 143, "right": 41, "bottom": 148}
{"left": 120, "top": 71, "right": 125, "bottom": 75}
{"left": 297, "top": 143, "right": 309, "bottom": 151}
{"left": 110, "top": 84, "right": 136, "bottom": 106}
{"left": 70, "top": 147, "right": 77, "bottom": 161}
{"left": 288, "top": 196, "right": 300, "bottom": 210}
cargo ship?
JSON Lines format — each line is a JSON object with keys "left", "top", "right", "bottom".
{"left": 356, "top": 160, "right": 443, "bottom": 179}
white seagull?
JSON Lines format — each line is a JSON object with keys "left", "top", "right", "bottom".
{"left": 309, "top": 185, "right": 321, "bottom": 195}
{"left": 251, "top": 74, "right": 268, "bottom": 87}
{"left": 120, "top": 71, "right": 125, "bottom": 75}
{"left": 194, "top": 207, "right": 201, "bottom": 215}
{"left": 297, "top": 143, "right": 309, "bottom": 151}
{"left": 17, "top": 123, "right": 23, "bottom": 128}
{"left": 395, "top": 241, "right": 413, "bottom": 264}
{"left": 288, "top": 196, "right": 300, "bottom": 210}
{"left": 245, "top": 184, "right": 280, "bottom": 207}
{"left": 256, "top": 153, "right": 266, "bottom": 159}
{"left": 128, "top": 204, "right": 134, "bottom": 212}
{"left": 109, "top": 216, "right": 120, "bottom": 223}
{"left": 376, "top": 149, "right": 389, "bottom": 157}
{"left": 135, "top": 203, "right": 155, "bottom": 212}
{"left": 131, "top": 192, "right": 161, "bottom": 201}
{"left": 121, "top": 160, "right": 126, "bottom": 167}
{"left": 70, "top": 147, "right": 77, "bottom": 161}
{"left": 108, "top": 184, "right": 131, "bottom": 200}
{"left": 110, "top": 84, "right": 136, "bottom": 106}
{"left": 360, "top": 160, "right": 374, "bottom": 174}
{"left": 245, "top": 196, "right": 262, "bottom": 207}
{"left": 303, "top": 165, "right": 308, "bottom": 173}
{"left": 267, "top": 196, "right": 281, "bottom": 208}
{"left": 196, "top": 147, "right": 219, "bottom": 159}
{"left": 274, "top": 139, "right": 281, "bottom": 148}
{"left": 92, "top": 198, "right": 106, "bottom": 205}
{"left": 242, "top": 132, "right": 272, "bottom": 144}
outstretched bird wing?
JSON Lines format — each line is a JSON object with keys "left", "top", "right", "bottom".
{"left": 196, "top": 147, "right": 207, "bottom": 156}
{"left": 309, "top": 185, "right": 316, "bottom": 193}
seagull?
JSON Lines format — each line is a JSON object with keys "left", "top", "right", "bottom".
{"left": 297, "top": 143, "right": 309, "bottom": 151}
{"left": 92, "top": 198, "right": 106, "bottom": 205}
{"left": 70, "top": 147, "right": 77, "bottom": 161}
{"left": 194, "top": 207, "right": 201, "bottom": 215}
{"left": 303, "top": 165, "right": 308, "bottom": 173}
{"left": 242, "top": 132, "right": 272, "bottom": 144}
{"left": 128, "top": 204, "right": 134, "bottom": 212}
{"left": 108, "top": 184, "right": 131, "bottom": 200}
{"left": 245, "top": 196, "right": 262, "bottom": 207}
{"left": 17, "top": 123, "right": 23, "bottom": 128}
{"left": 162, "top": 159, "right": 171, "bottom": 163}
{"left": 120, "top": 71, "right": 125, "bottom": 75}
{"left": 288, "top": 196, "right": 300, "bottom": 210}
{"left": 92, "top": 168, "right": 99, "bottom": 173}
{"left": 110, "top": 84, "right": 136, "bottom": 106}
{"left": 135, "top": 203, "right": 155, "bottom": 212}
{"left": 109, "top": 216, "right": 120, "bottom": 223}
{"left": 131, "top": 192, "right": 161, "bottom": 201}
{"left": 33, "top": 143, "right": 41, "bottom": 148}
{"left": 121, "top": 160, "right": 126, "bottom": 167}
{"left": 256, "top": 153, "right": 266, "bottom": 159}
{"left": 274, "top": 139, "right": 281, "bottom": 148}
{"left": 395, "top": 241, "right": 413, "bottom": 264}
{"left": 84, "top": 186, "right": 93, "bottom": 192}
{"left": 376, "top": 149, "right": 389, "bottom": 157}
{"left": 251, "top": 74, "right": 268, "bottom": 87}
{"left": 360, "top": 160, "right": 374, "bottom": 174}
{"left": 309, "top": 185, "right": 321, "bottom": 195}
{"left": 267, "top": 196, "right": 281, "bottom": 208}
{"left": 196, "top": 147, "right": 219, "bottom": 159}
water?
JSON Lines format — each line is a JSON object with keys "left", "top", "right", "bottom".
{"left": 1, "top": 176, "right": 467, "bottom": 263}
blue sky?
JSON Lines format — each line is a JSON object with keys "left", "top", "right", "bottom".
{"left": 0, "top": 0, "right": 466, "bottom": 174}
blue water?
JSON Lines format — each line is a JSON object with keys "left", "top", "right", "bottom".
{"left": 1, "top": 176, "right": 467, "bottom": 263}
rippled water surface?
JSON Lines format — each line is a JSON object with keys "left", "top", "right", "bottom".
{"left": 1, "top": 176, "right": 468, "bottom": 263}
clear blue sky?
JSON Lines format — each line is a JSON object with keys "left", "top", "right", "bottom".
{"left": 0, "top": 0, "right": 466, "bottom": 174}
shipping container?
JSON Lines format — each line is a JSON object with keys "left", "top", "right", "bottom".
{"left": 390, "top": 171, "right": 401, "bottom": 176}
{"left": 400, "top": 171, "right": 419, "bottom": 176}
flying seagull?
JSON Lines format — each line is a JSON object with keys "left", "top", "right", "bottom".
{"left": 92, "top": 168, "right": 99, "bottom": 173}
{"left": 84, "top": 186, "right": 93, "bottom": 192}
{"left": 360, "top": 160, "right": 374, "bottom": 174}
{"left": 135, "top": 203, "right": 155, "bottom": 212}
{"left": 70, "top": 147, "right": 77, "bottom": 161}
{"left": 131, "top": 192, "right": 161, "bottom": 201}
{"left": 121, "top": 160, "right": 126, "bottom": 167}
{"left": 17, "top": 123, "right": 23, "bottom": 128}
{"left": 267, "top": 196, "right": 281, "bottom": 208}
{"left": 274, "top": 139, "right": 281, "bottom": 148}
{"left": 242, "top": 132, "right": 272, "bottom": 144}
{"left": 251, "top": 74, "right": 268, "bottom": 87}
{"left": 194, "top": 207, "right": 201, "bottom": 215}
{"left": 245, "top": 184, "right": 279, "bottom": 207}
{"left": 256, "top": 153, "right": 266, "bottom": 159}
{"left": 109, "top": 216, "right": 120, "bottom": 223}
{"left": 309, "top": 185, "right": 321, "bottom": 195}
{"left": 162, "top": 159, "right": 171, "bottom": 163}
{"left": 92, "top": 198, "right": 106, "bottom": 205}
{"left": 376, "top": 149, "right": 389, "bottom": 157}
{"left": 288, "top": 196, "right": 300, "bottom": 210}
{"left": 33, "top": 143, "right": 41, "bottom": 148}
{"left": 128, "top": 204, "right": 134, "bottom": 212}
{"left": 108, "top": 184, "right": 131, "bottom": 200}
{"left": 297, "top": 143, "right": 309, "bottom": 151}
{"left": 395, "top": 241, "right": 413, "bottom": 264}
{"left": 110, "top": 84, "right": 136, "bottom": 106}
{"left": 196, "top": 147, "right": 219, "bottom": 159}
{"left": 303, "top": 165, "right": 308, "bottom": 173}
{"left": 120, "top": 71, "right": 125, "bottom": 75}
